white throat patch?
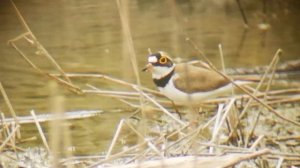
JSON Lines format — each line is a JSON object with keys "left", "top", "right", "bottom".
{"left": 148, "top": 56, "right": 158, "bottom": 63}
{"left": 152, "top": 64, "right": 175, "bottom": 79}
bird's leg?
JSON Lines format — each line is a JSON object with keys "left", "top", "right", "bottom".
{"left": 186, "top": 106, "right": 200, "bottom": 128}
{"left": 171, "top": 100, "right": 182, "bottom": 119}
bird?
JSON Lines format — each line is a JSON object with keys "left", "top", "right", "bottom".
{"left": 142, "top": 51, "right": 255, "bottom": 105}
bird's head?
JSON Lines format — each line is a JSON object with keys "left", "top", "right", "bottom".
{"left": 142, "top": 51, "right": 175, "bottom": 79}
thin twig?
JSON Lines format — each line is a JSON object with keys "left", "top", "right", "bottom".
{"left": 105, "top": 119, "right": 125, "bottom": 159}
{"left": 236, "top": 0, "right": 249, "bottom": 27}
{"left": 218, "top": 44, "right": 226, "bottom": 73}
{"left": 250, "top": 135, "right": 264, "bottom": 150}
{"left": 30, "top": 110, "right": 51, "bottom": 153}
{"left": 209, "top": 103, "right": 225, "bottom": 153}
{"left": 276, "top": 157, "right": 284, "bottom": 168}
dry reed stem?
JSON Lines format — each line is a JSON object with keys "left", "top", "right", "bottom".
{"left": 249, "top": 135, "right": 264, "bottom": 150}
{"left": 124, "top": 120, "right": 163, "bottom": 157}
{"left": 236, "top": 0, "right": 249, "bottom": 27}
{"left": 0, "top": 113, "right": 16, "bottom": 150}
{"left": 145, "top": 131, "right": 182, "bottom": 158}
{"left": 85, "top": 83, "right": 175, "bottom": 108}
{"left": 264, "top": 56, "right": 280, "bottom": 98}
{"left": 139, "top": 90, "right": 186, "bottom": 126}
{"left": 106, "top": 149, "right": 270, "bottom": 168}
{"left": 118, "top": 99, "right": 140, "bottom": 108}
{"left": 116, "top": 0, "right": 146, "bottom": 119}
{"left": 49, "top": 81, "right": 65, "bottom": 167}
{"left": 0, "top": 140, "right": 25, "bottom": 152}
{"left": 229, "top": 52, "right": 280, "bottom": 143}
{"left": 7, "top": 124, "right": 17, "bottom": 153}
{"left": 276, "top": 157, "right": 284, "bottom": 168}
{"left": 85, "top": 84, "right": 141, "bottom": 96}
{"left": 10, "top": 0, "right": 72, "bottom": 84}
{"left": 54, "top": 73, "right": 163, "bottom": 96}
{"left": 204, "top": 88, "right": 300, "bottom": 105}
{"left": 274, "top": 135, "right": 300, "bottom": 141}
{"left": 116, "top": 0, "right": 141, "bottom": 86}
{"left": 236, "top": 49, "right": 279, "bottom": 119}
{"left": 0, "top": 125, "right": 20, "bottom": 152}
{"left": 209, "top": 104, "right": 225, "bottom": 153}
{"left": 85, "top": 84, "right": 144, "bottom": 107}
{"left": 30, "top": 110, "right": 50, "bottom": 153}
{"left": 106, "top": 119, "right": 125, "bottom": 159}
{"left": 1, "top": 110, "right": 102, "bottom": 126}
{"left": 9, "top": 0, "right": 32, "bottom": 36}
{"left": 63, "top": 122, "right": 73, "bottom": 168}
{"left": 88, "top": 142, "right": 148, "bottom": 168}
{"left": 105, "top": 118, "right": 170, "bottom": 165}
{"left": 85, "top": 91, "right": 141, "bottom": 101}
{"left": 165, "top": 116, "right": 217, "bottom": 152}
{"left": 53, "top": 73, "right": 299, "bottom": 108}
{"left": 8, "top": 32, "right": 30, "bottom": 43}
{"left": 244, "top": 110, "right": 261, "bottom": 147}
{"left": 9, "top": 42, "right": 81, "bottom": 94}
{"left": 187, "top": 38, "right": 300, "bottom": 126}
{"left": 214, "top": 98, "right": 236, "bottom": 138}
{"left": 118, "top": 134, "right": 169, "bottom": 163}
{"left": 141, "top": 136, "right": 168, "bottom": 159}
{"left": 0, "top": 82, "right": 21, "bottom": 139}
{"left": 218, "top": 44, "right": 226, "bottom": 73}
{"left": 36, "top": 43, "right": 72, "bottom": 84}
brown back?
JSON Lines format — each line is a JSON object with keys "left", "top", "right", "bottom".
{"left": 173, "top": 64, "right": 230, "bottom": 93}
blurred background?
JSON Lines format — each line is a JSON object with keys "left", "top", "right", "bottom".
{"left": 0, "top": 0, "right": 299, "bottom": 154}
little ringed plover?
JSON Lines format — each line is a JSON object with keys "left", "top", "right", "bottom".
{"left": 142, "top": 51, "right": 253, "bottom": 105}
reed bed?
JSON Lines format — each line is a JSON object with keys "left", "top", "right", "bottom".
{"left": 1, "top": 0, "right": 300, "bottom": 167}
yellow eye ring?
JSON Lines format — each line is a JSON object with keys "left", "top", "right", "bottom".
{"left": 159, "top": 56, "right": 168, "bottom": 64}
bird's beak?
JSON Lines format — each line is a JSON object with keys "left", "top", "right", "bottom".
{"left": 142, "top": 63, "right": 153, "bottom": 72}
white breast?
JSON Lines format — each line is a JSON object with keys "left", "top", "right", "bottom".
{"left": 158, "top": 75, "right": 237, "bottom": 105}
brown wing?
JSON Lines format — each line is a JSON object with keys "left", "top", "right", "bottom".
{"left": 173, "top": 64, "right": 230, "bottom": 93}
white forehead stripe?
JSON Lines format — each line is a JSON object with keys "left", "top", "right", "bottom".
{"left": 148, "top": 56, "right": 158, "bottom": 63}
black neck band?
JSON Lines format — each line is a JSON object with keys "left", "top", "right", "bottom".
{"left": 153, "top": 69, "right": 174, "bottom": 88}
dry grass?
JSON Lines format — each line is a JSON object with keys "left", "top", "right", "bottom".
{"left": 1, "top": 0, "right": 300, "bottom": 168}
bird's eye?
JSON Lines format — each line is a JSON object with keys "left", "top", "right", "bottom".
{"left": 159, "top": 56, "right": 168, "bottom": 64}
